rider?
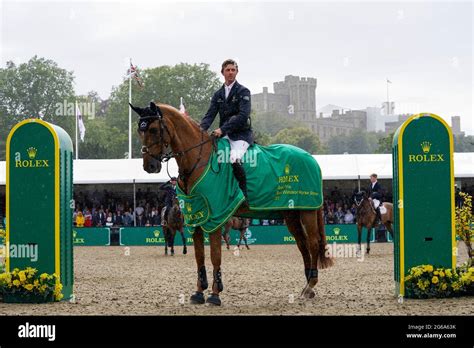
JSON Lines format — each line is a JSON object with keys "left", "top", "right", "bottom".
{"left": 161, "top": 177, "right": 178, "bottom": 226}
{"left": 367, "top": 173, "right": 384, "bottom": 224}
{"left": 200, "top": 59, "right": 253, "bottom": 199}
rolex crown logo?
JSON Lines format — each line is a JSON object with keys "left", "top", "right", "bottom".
{"left": 27, "top": 147, "right": 37, "bottom": 159}
{"left": 333, "top": 228, "right": 340, "bottom": 235}
{"left": 284, "top": 164, "right": 290, "bottom": 175}
{"left": 73, "top": 231, "right": 77, "bottom": 238}
{"left": 421, "top": 141, "right": 431, "bottom": 153}
{"left": 186, "top": 203, "right": 192, "bottom": 213}
{"left": 154, "top": 230, "right": 160, "bottom": 237}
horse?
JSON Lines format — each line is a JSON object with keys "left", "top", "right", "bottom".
{"left": 162, "top": 197, "right": 187, "bottom": 256}
{"left": 222, "top": 217, "right": 251, "bottom": 250}
{"left": 131, "top": 101, "right": 333, "bottom": 306}
{"left": 354, "top": 191, "right": 394, "bottom": 254}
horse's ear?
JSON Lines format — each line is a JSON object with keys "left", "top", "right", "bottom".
{"left": 149, "top": 102, "right": 157, "bottom": 113}
{"left": 129, "top": 103, "right": 143, "bottom": 116}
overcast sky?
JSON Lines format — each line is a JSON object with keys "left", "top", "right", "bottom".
{"left": 1, "top": 0, "right": 472, "bottom": 134}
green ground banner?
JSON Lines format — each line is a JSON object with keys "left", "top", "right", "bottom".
{"left": 118, "top": 225, "right": 392, "bottom": 246}
{"left": 73, "top": 228, "right": 110, "bottom": 246}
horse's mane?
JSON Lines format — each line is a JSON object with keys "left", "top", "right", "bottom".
{"left": 155, "top": 103, "right": 202, "bottom": 131}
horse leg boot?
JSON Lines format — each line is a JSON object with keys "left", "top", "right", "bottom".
{"left": 232, "top": 161, "right": 248, "bottom": 200}
{"left": 190, "top": 228, "right": 208, "bottom": 304}
{"left": 207, "top": 229, "right": 223, "bottom": 306}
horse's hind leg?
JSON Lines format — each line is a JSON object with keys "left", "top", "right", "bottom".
{"left": 242, "top": 229, "right": 249, "bottom": 250}
{"left": 283, "top": 211, "right": 312, "bottom": 296}
{"left": 206, "top": 229, "right": 223, "bottom": 306}
{"left": 300, "top": 210, "right": 323, "bottom": 298}
{"left": 223, "top": 226, "right": 230, "bottom": 250}
{"left": 190, "top": 228, "right": 208, "bottom": 305}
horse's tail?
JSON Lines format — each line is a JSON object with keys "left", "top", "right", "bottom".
{"left": 317, "top": 208, "right": 334, "bottom": 269}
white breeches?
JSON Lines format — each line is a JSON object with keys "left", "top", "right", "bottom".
{"left": 224, "top": 136, "right": 249, "bottom": 163}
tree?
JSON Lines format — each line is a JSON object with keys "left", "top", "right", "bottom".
{"left": 252, "top": 111, "right": 307, "bottom": 136}
{"left": 271, "top": 127, "right": 323, "bottom": 154}
{"left": 0, "top": 56, "right": 75, "bottom": 159}
{"left": 105, "top": 63, "right": 221, "bottom": 158}
{"left": 376, "top": 132, "right": 395, "bottom": 154}
{"left": 454, "top": 134, "right": 474, "bottom": 152}
{"left": 327, "top": 129, "right": 380, "bottom": 154}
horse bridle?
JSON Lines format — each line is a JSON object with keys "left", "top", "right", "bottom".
{"left": 138, "top": 108, "right": 214, "bottom": 191}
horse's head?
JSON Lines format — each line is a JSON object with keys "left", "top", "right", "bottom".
{"left": 130, "top": 101, "right": 171, "bottom": 174}
{"left": 354, "top": 191, "right": 367, "bottom": 206}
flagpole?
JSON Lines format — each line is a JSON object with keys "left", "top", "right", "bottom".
{"left": 386, "top": 78, "right": 390, "bottom": 115}
{"left": 129, "top": 59, "right": 132, "bottom": 159}
{"left": 75, "top": 100, "right": 79, "bottom": 160}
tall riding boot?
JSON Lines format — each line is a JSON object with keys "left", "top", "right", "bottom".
{"left": 232, "top": 162, "right": 248, "bottom": 199}
{"left": 375, "top": 207, "right": 382, "bottom": 226}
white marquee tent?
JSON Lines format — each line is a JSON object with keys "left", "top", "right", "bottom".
{"left": 0, "top": 153, "right": 472, "bottom": 185}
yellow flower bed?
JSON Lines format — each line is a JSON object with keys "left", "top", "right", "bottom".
{"left": 405, "top": 262, "right": 473, "bottom": 298}
{"left": 0, "top": 267, "right": 63, "bottom": 302}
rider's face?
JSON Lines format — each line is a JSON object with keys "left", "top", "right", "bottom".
{"left": 370, "top": 176, "right": 376, "bottom": 183}
{"left": 222, "top": 64, "right": 238, "bottom": 85}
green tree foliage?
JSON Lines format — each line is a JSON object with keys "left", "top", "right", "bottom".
{"left": 252, "top": 111, "right": 305, "bottom": 137}
{"left": 376, "top": 132, "right": 395, "bottom": 154}
{"left": 105, "top": 63, "right": 221, "bottom": 158}
{"left": 327, "top": 129, "right": 381, "bottom": 154}
{"left": 271, "top": 127, "right": 323, "bottom": 154}
{"left": 0, "top": 56, "right": 75, "bottom": 160}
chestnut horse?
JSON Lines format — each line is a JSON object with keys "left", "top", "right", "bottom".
{"left": 222, "top": 217, "right": 251, "bottom": 250}
{"left": 131, "top": 102, "right": 333, "bottom": 306}
{"left": 162, "top": 197, "right": 187, "bottom": 256}
{"left": 354, "top": 191, "right": 394, "bottom": 254}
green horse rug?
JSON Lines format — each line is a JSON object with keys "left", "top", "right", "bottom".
{"left": 177, "top": 139, "right": 323, "bottom": 233}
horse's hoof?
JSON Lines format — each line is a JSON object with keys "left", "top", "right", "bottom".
{"left": 206, "top": 294, "right": 221, "bottom": 306}
{"left": 183, "top": 248, "right": 187, "bottom": 255}
{"left": 366, "top": 249, "right": 370, "bottom": 254}
{"left": 190, "top": 292, "right": 205, "bottom": 305}
{"left": 246, "top": 246, "right": 250, "bottom": 250}
{"left": 301, "top": 286, "right": 316, "bottom": 299}
{"left": 171, "top": 250, "right": 175, "bottom": 256}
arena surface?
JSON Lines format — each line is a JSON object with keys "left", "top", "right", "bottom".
{"left": 0, "top": 243, "right": 472, "bottom": 315}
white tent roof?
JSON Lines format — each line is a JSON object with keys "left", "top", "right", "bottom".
{"left": 0, "top": 153, "right": 472, "bottom": 185}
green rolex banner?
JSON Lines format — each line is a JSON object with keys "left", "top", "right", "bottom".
{"left": 177, "top": 139, "right": 323, "bottom": 233}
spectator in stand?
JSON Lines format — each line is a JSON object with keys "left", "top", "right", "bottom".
{"left": 84, "top": 209, "right": 93, "bottom": 227}
{"left": 76, "top": 211, "right": 85, "bottom": 227}
{"left": 105, "top": 212, "right": 114, "bottom": 227}
{"left": 123, "top": 210, "right": 133, "bottom": 227}
{"left": 344, "top": 209, "right": 354, "bottom": 224}
{"left": 326, "top": 210, "right": 335, "bottom": 224}
{"left": 145, "top": 219, "right": 152, "bottom": 227}
{"left": 335, "top": 206, "right": 344, "bottom": 224}
{"left": 114, "top": 211, "right": 123, "bottom": 227}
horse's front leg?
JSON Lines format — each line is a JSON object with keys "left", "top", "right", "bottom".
{"left": 366, "top": 227, "right": 371, "bottom": 254}
{"left": 164, "top": 227, "right": 168, "bottom": 256}
{"left": 206, "top": 229, "right": 223, "bottom": 306}
{"left": 356, "top": 224, "right": 362, "bottom": 256}
{"left": 170, "top": 230, "right": 175, "bottom": 256}
{"left": 180, "top": 228, "right": 187, "bottom": 254}
{"left": 190, "top": 227, "right": 208, "bottom": 305}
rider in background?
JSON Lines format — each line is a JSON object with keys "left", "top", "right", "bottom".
{"left": 200, "top": 59, "right": 253, "bottom": 199}
{"left": 161, "top": 177, "right": 178, "bottom": 226}
{"left": 367, "top": 173, "right": 384, "bottom": 224}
